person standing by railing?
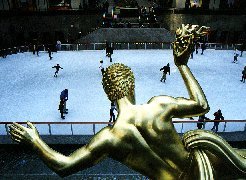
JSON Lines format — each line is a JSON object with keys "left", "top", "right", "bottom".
{"left": 197, "top": 114, "right": 210, "bottom": 129}
{"left": 211, "top": 109, "right": 224, "bottom": 132}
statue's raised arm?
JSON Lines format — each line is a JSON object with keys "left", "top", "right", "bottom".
{"left": 159, "top": 24, "right": 211, "bottom": 118}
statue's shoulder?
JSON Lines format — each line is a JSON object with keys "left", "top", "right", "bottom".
{"left": 147, "top": 95, "right": 176, "bottom": 106}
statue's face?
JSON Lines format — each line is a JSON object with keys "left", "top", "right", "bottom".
{"left": 102, "top": 63, "right": 135, "bottom": 102}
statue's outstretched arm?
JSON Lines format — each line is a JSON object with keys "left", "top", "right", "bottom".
{"left": 172, "top": 25, "right": 210, "bottom": 118}
{"left": 9, "top": 122, "right": 113, "bottom": 177}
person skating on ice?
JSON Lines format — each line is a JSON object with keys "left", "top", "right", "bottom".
{"left": 109, "top": 101, "right": 117, "bottom": 124}
{"left": 60, "top": 89, "right": 68, "bottom": 114}
{"left": 211, "top": 109, "right": 224, "bottom": 132}
{"left": 58, "top": 99, "right": 65, "bottom": 119}
{"left": 52, "top": 64, "right": 63, "bottom": 77}
{"left": 47, "top": 47, "right": 53, "bottom": 60}
{"left": 160, "top": 63, "right": 170, "bottom": 83}
{"left": 99, "top": 59, "right": 104, "bottom": 75}
{"left": 241, "top": 66, "right": 246, "bottom": 83}
{"left": 233, "top": 48, "right": 240, "bottom": 63}
{"left": 201, "top": 41, "right": 206, "bottom": 55}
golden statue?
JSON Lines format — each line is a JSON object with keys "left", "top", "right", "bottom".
{"left": 9, "top": 24, "right": 246, "bottom": 179}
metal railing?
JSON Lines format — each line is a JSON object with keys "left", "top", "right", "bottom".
{"left": 59, "top": 42, "right": 238, "bottom": 51}
{"left": 1, "top": 120, "right": 245, "bottom": 135}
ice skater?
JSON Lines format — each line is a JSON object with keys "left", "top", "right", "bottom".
{"left": 52, "top": 64, "right": 63, "bottom": 77}
{"left": 36, "top": 44, "right": 39, "bottom": 56}
{"left": 160, "top": 63, "right": 170, "bottom": 83}
{"left": 211, "top": 109, "right": 224, "bottom": 132}
{"left": 47, "top": 48, "right": 53, "bottom": 60}
{"left": 108, "top": 46, "right": 113, "bottom": 62}
{"left": 60, "top": 89, "right": 68, "bottom": 114}
{"left": 58, "top": 99, "right": 65, "bottom": 119}
{"left": 99, "top": 59, "right": 104, "bottom": 75}
{"left": 233, "top": 48, "right": 240, "bottom": 63}
{"left": 197, "top": 114, "right": 210, "bottom": 129}
{"left": 201, "top": 42, "right": 206, "bottom": 55}
{"left": 241, "top": 66, "right": 246, "bottom": 83}
{"left": 240, "top": 42, "right": 245, "bottom": 57}
{"left": 195, "top": 41, "right": 199, "bottom": 54}
{"left": 109, "top": 102, "right": 117, "bottom": 124}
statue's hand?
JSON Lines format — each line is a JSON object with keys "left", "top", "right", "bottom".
{"left": 173, "top": 24, "right": 210, "bottom": 66}
{"left": 172, "top": 34, "right": 194, "bottom": 66}
{"left": 9, "top": 122, "right": 40, "bottom": 145}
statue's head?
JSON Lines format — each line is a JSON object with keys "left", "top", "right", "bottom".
{"left": 102, "top": 63, "right": 135, "bottom": 102}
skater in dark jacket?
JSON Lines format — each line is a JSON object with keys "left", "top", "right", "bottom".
{"left": 47, "top": 48, "right": 52, "bottom": 60}
{"left": 160, "top": 63, "right": 170, "bottom": 83}
{"left": 233, "top": 48, "right": 240, "bottom": 63}
{"left": 99, "top": 60, "right": 104, "bottom": 75}
{"left": 109, "top": 102, "right": 117, "bottom": 123}
{"left": 197, "top": 114, "right": 210, "bottom": 129}
{"left": 195, "top": 41, "right": 200, "bottom": 54}
{"left": 52, "top": 64, "right": 63, "bottom": 77}
{"left": 211, "top": 109, "right": 224, "bottom": 132}
{"left": 201, "top": 42, "right": 206, "bottom": 55}
{"left": 58, "top": 100, "right": 65, "bottom": 119}
{"left": 241, "top": 66, "right": 246, "bottom": 83}
{"left": 60, "top": 89, "right": 68, "bottom": 114}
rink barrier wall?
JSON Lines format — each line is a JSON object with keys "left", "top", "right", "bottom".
{"left": 59, "top": 43, "right": 237, "bottom": 51}
{"left": 1, "top": 120, "right": 246, "bottom": 136}
{"left": 8, "top": 42, "right": 240, "bottom": 54}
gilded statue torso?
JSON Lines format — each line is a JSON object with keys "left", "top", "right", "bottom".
{"left": 110, "top": 100, "right": 190, "bottom": 176}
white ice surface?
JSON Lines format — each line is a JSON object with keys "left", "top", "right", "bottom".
{"left": 0, "top": 49, "right": 245, "bottom": 134}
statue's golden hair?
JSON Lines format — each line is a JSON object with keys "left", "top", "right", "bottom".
{"left": 102, "top": 63, "right": 135, "bottom": 101}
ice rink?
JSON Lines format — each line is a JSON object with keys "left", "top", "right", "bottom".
{"left": 0, "top": 49, "right": 245, "bottom": 134}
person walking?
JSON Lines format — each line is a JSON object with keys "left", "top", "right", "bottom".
{"left": 160, "top": 63, "right": 170, "bottom": 83}
{"left": 211, "top": 109, "right": 224, "bottom": 132}
{"left": 52, "top": 64, "right": 63, "bottom": 77}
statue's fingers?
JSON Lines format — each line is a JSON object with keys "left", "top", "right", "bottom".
{"left": 27, "top": 121, "right": 35, "bottom": 129}
{"left": 9, "top": 130, "right": 23, "bottom": 140}
{"left": 13, "top": 122, "right": 25, "bottom": 130}
{"left": 9, "top": 125, "right": 24, "bottom": 135}
{"left": 11, "top": 136, "right": 21, "bottom": 143}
